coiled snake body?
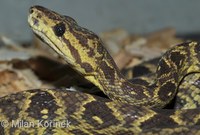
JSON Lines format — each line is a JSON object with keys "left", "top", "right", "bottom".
{"left": 1, "top": 5, "right": 200, "bottom": 134}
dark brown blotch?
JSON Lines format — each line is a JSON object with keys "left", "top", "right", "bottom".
{"left": 97, "top": 42, "right": 104, "bottom": 54}
{"left": 0, "top": 93, "right": 25, "bottom": 121}
{"left": 61, "top": 91, "right": 91, "bottom": 116}
{"left": 17, "top": 131, "right": 29, "bottom": 135}
{"left": 140, "top": 113, "right": 178, "bottom": 129}
{"left": 87, "top": 48, "right": 95, "bottom": 57}
{"left": 82, "top": 101, "right": 120, "bottom": 129}
{"left": 194, "top": 42, "right": 200, "bottom": 61}
{"left": 63, "top": 38, "right": 82, "bottom": 64}
{"left": 130, "top": 78, "right": 150, "bottom": 86}
{"left": 68, "top": 27, "right": 89, "bottom": 48}
{"left": 63, "top": 15, "right": 77, "bottom": 25}
{"left": 157, "top": 59, "right": 171, "bottom": 76}
{"left": 158, "top": 81, "right": 176, "bottom": 101}
{"left": 81, "top": 62, "right": 94, "bottom": 73}
{"left": 0, "top": 126, "right": 4, "bottom": 135}
{"left": 74, "top": 26, "right": 99, "bottom": 40}
{"left": 70, "top": 129, "right": 88, "bottom": 135}
{"left": 33, "top": 6, "right": 61, "bottom": 21}
{"left": 170, "top": 52, "right": 185, "bottom": 69}
{"left": 122, "top": 81, "right": 150, "bottom": 99}
{"left": 27, "top": 91, "right": 59, "bottom": 120}
{"left": 158, "top": 70, "right": 178, "bottom": 85}
{"left": 99, "top": 61, "right": 115, "bottom": 85}
{"left": 180, "top": 109, "right": 200, "bottom": 125}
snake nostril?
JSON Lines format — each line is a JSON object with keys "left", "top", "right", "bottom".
{"left": 29, "top": 8, "right": 34, "bottom": 14}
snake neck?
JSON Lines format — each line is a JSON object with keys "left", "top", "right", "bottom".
{"left": 94, "top": 50, "right": 159, "bottom": 107}
{"left": 93, "top": 42, "right": 200, "bottom": 108}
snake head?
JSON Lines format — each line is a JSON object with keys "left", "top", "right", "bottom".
{"left": 28, "top": 6, "right": 105, "bottom": 77}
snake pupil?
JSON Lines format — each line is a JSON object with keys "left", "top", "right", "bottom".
{"left": 53, "top": 22, "right": 66, "bottom": 37}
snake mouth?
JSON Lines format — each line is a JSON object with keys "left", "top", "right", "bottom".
{"left": 28, "top": 13, "right": 60, "bottom": 53}
{"left": 28, "top": 13, "right": 75, "bottom": 64}
{"left": 32, "top": 27, "right": 62, "bottom": 54}
{"left": 30, "top": 26, "right": 76, "bottom": 66}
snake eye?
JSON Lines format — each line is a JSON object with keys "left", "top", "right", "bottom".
{"left": 53, "top": 22, "right": 66, "bottom": 37}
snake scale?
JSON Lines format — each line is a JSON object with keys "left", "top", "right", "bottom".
{"left": 1, "top": 5, "right": 200, "bottom": 134}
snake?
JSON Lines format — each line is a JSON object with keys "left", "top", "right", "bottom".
{"left": 123, "top": 58, "right": 200, "bottom": 109}
{"left": 1, "top": 5, "right": 200, "bottom": 135}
